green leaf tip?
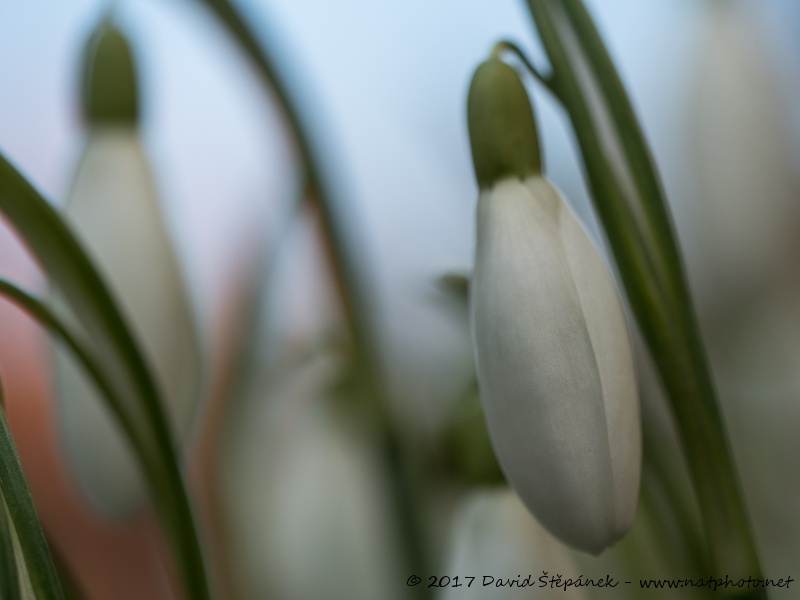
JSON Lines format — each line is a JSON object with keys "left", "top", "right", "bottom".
{"left": 467, "top": 57, "right": 541, "bottom": 189}
{"left": 82, "top": 22, "right": 139, "bottom": 125}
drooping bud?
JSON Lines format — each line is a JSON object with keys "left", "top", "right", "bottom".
{"left": 82, "top": 22, "right": 139, "bottom": 125}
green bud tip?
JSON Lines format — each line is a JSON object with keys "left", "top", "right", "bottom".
{"left": 467, "top": 57, "right": 541, "bottom": 189}
{"left": 82, "top": 22, "right": 139, "bottom": 125}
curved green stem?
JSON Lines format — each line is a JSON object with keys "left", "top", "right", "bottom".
{"left": 491, "top": 40, "right": 555, "bottom": 92}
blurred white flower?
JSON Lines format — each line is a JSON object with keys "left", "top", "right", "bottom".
{"left": 683, "top": 2, "right": 800, "bottom": 578}
{"left": 54, "top": 22, "right": 202, "bottom": 518}
{"left": 440, "top": 489, "right": 588, "bottom": 600}
{"left": 222, "top": 351, "right": 405, "bottom": 600}
{"left": 467, "top": 58, "right": 640, "bottom": 555}
{"left": 687, "top": 1, "right": 800, "bottom": 322}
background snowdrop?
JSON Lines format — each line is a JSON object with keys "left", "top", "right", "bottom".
{"left": 52, "top": 21, "right": 203, "bottom": 519}
{"left": 439, "top": 489, "right": 588, "bottom": 600}
{"left": 680, "top": 0, "right": 800, "bottom": 582}
{"left": 223, "top": 350, "right": 406, "bottom": 600}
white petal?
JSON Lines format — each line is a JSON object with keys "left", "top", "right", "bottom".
{"left": 472, "top": 176, "right": 619, "bottom": 553}
{"left": 535, "top": 177, "right": 640, "bottom": 538}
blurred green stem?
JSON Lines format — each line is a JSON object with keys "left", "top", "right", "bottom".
{"left": 193, "top": 0, "right": 433, "bottom": 593}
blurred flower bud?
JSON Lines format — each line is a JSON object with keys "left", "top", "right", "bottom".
{"left": 467, "top": 57, "right": 640, "bottom": 554}
{"left": 53, "top": 21, "right": 203, "bottom": 518}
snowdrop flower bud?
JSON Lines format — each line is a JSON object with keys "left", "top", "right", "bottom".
{"left": 54, "top": 22, "right": 203, "bottom": 518}
{"left": 467, "top": 57, "right": 640, "bottom": 554}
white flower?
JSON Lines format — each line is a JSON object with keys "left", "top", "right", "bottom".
{"left": 467, "top": 57, "right": 640, "bottom": 555}
{"left": 471, "top": 175, "right": 640, "bottom": 555}
{"left": 53, "top": 22, "right": 202, "bottom": 518}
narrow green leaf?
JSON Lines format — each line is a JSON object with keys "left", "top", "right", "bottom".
{"left": 0, "top": 383, "right": 64, "bottom": 600}
{"left": 0, "top": 476, "right": 21, "bottom": 600}
{"left": 0, "top": 279, "right": 147, "bottom": 475}
{"left": 7, "top": 503, "right": 36, "bottom": 600}
{"left": 0, "top": 154, "right": 211, "bottom": 600}
{"left": 522, "top": 0, "right": 762, "bottom": 583}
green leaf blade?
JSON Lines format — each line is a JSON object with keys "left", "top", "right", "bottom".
{"left": 0, "top": 384, "right": 64, "bottom": 600}
{"left": 0, "top": 483, "right": 21, "bottom": 600}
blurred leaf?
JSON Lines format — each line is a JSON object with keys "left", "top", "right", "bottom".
{"left": 194, "top": 0, "right": 378, "bottom": 375}
{"left": 441, "top": 381, "right": 505, "bottom": 488}
{"left": 522, "top": 0, "right": 762, "bottom": 581}
{"left": 0, "top": 153, "right": 211, "bottom": 600}
{"left": 0, "top": 278, "right": 136, "bottom": 458}
{"left": 0, "top": 383, "right": 64, "bottom": 600}
{"left": 436, "top": 272, "right": 470, "bottom": 307}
